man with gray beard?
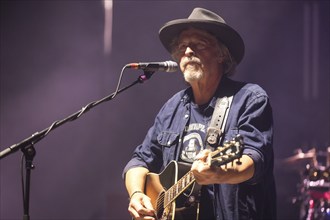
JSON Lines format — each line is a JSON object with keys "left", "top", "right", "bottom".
{"left": 123, "top": 7, "right": 276, "bottom": 220}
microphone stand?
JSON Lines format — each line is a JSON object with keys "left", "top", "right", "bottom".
{"left": 0, "top": 69, "right": 155, "bottom": 220}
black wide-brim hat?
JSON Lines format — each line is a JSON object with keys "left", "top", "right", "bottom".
{"left": 159, "top": 7, "right": 245, "bottom": 64}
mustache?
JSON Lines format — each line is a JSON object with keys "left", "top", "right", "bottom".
{"left": 181, "top": 57, "right": 202, "bottom": 67}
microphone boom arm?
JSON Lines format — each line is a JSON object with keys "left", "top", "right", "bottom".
{"left": 0, "top": 69, "right": 154, "bottom": 159}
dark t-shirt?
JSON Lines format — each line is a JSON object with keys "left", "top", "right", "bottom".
{"left": 180, "top": 102, "right": 217, "bottom": 219}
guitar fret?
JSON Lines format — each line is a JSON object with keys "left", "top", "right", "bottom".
{"left": 188, "top": 172, "right": 193, "bottom": 182}
{"left": 164, "top": 193, "right": 167, "bottom": 205}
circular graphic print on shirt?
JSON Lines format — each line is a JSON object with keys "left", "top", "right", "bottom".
{"left": 181, "top": 129, "right": 205, "bottom": 163}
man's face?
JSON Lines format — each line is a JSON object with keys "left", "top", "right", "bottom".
{"left": 173, "top": 28, "right": 222, "bottom": 83}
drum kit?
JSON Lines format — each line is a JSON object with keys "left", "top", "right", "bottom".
{"left": 283, "top": 147, "right": 330, "bottom": 220}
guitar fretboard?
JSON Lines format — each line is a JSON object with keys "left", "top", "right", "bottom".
{"left": 164, "top": 170, "right": 195, "bottom": 207}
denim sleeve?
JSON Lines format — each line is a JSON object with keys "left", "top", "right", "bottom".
{"left": 238, "top": 87, "right": 274, "bottom": 185}
{"left": 122, "top": 112, "right": 164, "bottom": 178}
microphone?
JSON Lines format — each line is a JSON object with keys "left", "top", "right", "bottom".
{"left": 127, "top": 61, "right": 178, "bottom": 72}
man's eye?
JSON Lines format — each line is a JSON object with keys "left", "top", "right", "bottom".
{"left": 178, "top": 44, "right": 187, "bottom": 51}
{"left": 196, "top": 42, "right": 208, "bottom": 50}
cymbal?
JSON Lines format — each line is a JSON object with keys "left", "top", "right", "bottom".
{"left": 283, "top": 148, "right": 316, "bottom": 164}
{"left": 276, "top": 147, "right": 330, "bottom": 172}
{"left": 277, "top": 149, "right": 317, "bottom": 172}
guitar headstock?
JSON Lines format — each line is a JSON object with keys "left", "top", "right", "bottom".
{"left": 211, "top": 135, "right": 244, "bottom": 167}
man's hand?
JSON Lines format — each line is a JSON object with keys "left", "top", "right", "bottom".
{"left": 191, "top": 149, "right": 218, "bottom": 185}
{"left": 191, "top": 149, "right": 255, "bottom": 185}
{"left": 128, "top": 192, "right": 156, "bottom": 220}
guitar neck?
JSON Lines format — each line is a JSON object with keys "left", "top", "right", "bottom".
{"left": 164, "top": 170, "right": 195, "bottom": 208}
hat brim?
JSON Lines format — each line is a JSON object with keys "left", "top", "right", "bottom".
{"left": 159, "top": 19, "right": 245, "bottom": 64}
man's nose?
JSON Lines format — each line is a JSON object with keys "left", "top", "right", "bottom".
{"left": 184, "top": 46, "right": 195, "bottom": 56}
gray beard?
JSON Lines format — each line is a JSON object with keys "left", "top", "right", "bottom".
{"left": 183, "top": 69, "right": 204, "bottom": 83}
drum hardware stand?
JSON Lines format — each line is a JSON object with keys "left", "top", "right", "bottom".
{"left": 0, "top": 67, "right": 156, "bottom": 220}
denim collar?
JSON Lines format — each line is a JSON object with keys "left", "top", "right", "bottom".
{"left": 181, "top": 76, "right": 231, "bottom": 111}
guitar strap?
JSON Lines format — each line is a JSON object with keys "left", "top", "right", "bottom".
{"left": 205, "top": 96, "right": 233, "bottom": 149}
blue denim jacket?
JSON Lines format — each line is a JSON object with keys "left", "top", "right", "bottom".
{"left": 123, "top": 77, "right": 276, "bottom": 220}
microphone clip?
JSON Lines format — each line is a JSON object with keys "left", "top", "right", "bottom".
{"left": 138, "top": 70, "right": 155, "bottom": 83}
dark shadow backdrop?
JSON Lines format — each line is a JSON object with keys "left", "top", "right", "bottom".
{"left": 1, "top": 1, "right": 329, "bottom": 219}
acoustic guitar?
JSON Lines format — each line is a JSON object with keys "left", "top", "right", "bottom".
{"left": 144, "top": 135, "right": 244, "bottom": 220}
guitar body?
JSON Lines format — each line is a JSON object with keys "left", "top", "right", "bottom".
{"left": 144, "top": 135, "right": 244, "bottom": 220}
{"left": 145, "top": 161, "right": 200, "bottom": 220}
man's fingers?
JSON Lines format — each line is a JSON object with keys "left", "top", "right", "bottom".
{"left": 129, "top": 195, "right": 156, "bottom": 220}
{"left": 129, "top": 205, "right": 155, "bottom": 220}
{"left": 142, "top": 197, "right": 155, "bottom": 211}
{"left": 195, "top": 149, "right": 211, "bottom": 161}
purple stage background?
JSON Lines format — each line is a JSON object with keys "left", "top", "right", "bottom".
{"left": 1, "top": 1, "right": 329, "bottom": 220}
